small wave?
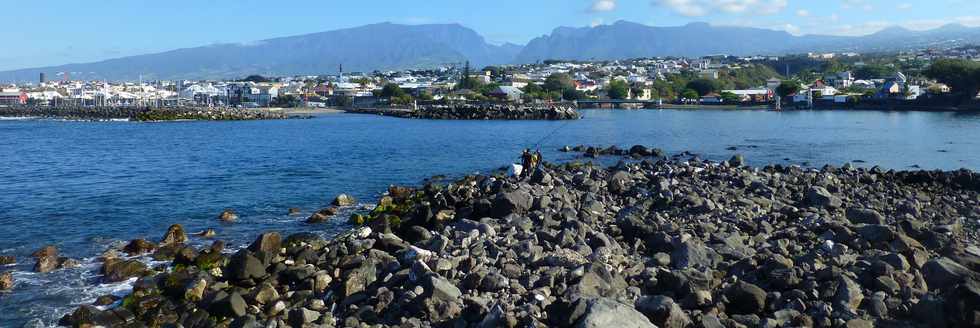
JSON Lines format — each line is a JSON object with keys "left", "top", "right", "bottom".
{"left": 0, "top": 116, "right": 38, "bottom": 121}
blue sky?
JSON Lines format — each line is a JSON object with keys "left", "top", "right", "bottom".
{"left": 3, "top": 0, "right": 978, "bottom": 71}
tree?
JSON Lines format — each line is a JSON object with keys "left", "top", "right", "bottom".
{"left": 379, "top": 83, "right": 406, "bottom": 99}
{"left": 775, "top": 80, "right": 801, "bottom": 97}
{"left": 720, "top": 91, "right": 740, "bottom": 103}
{"left": 681, "top": 89, "right": 700, "bottom": 100}
{"left": 853, "top": 64, "right": 896, "bottom": 79}
{"left": 543, "top": 73, "right": 576, "bottom": 93}
{"left": 923, "top": 59, "right": 980, "bottom": 100}
{"left": 241, "top": 75, "right": 270, "bottom": 83}
{"left": 271, "top": 95, "right": 301, "bottom": 108}
{"left": 686, "top": 79, "right": 719, "bottom": 96}
{"left": 607, "top": 80, "right": 630, "bottom": 99}
{"left": 459, "top": 61, "right": 474, "bottom": 90}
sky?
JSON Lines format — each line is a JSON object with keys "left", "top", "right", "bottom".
{"left": 3, "top": 0, "right": 979, "bottom": 71}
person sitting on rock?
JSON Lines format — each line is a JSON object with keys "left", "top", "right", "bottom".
{"left": 531, "top": 150, "right": 542, "bottom": 172}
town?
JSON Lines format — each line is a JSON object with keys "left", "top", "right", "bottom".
{"left": 2, "top": 45, "right": 980, "bottom": 112}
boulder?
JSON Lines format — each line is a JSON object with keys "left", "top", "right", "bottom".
{"left": 671, "top": 239, "right": 722, "bottom": 269}
{"left": 101, "top": 259, "right": 147, "bottom": 282}
{"left": 806, "top": 186, "right": 842, "bottom": 208}
{"left": 332, "top": 194, "right": 357, "bottom": 206}
{"left": 635, "top": 295, "right": 691, "bottom": 328}
{"left": 576, "top": 298, "right": 657, "bottom": 328}
{"left": 608, "top": 171, "right": 633, "bottom": 194}
{"left": 226, "top": 251, "right": 267, "bottom": 284}
{"left": 922, "top": 257, "right": 978, "bottom": 291}
{"left": 845, "top": 208, "right": 886, "bottom": 225}
{"left": 32, "top": 245, "right": 58, "bottom": 258}
{"left": 425, "top": 275, "right": 462, "bottom": 302}
{"left": 491, "top": 190, "right": 532, "bottom": 218}
{"left": 219, "top": 209, "right": 239, "bottom": 222}
{"left": 306, "top": 207, "right": 337, "bottom": 223}
{"left": 0, "top": 271, "right": 12, "bottom": 291}
{"left": 247, "top": 232, "right": 282, "bottom": 255}
{"left": 726, "top": 281, "right": 767, "bottom": 314}
{"left": 123, "top": 239, "right": 157, "bottom": 256}
{"left": 289, "top": 308, "right": 321, "bottom": 326}
{"left": 160, "top": 224, "right": 186, "bottom": 246}
{"left": 0, "top": 255, "right": 15, "bottom": 265}
{"left": 209, "top": 291, "right": 246, "bottom": 318}
{"left": 834, "top": 276, "right": 864, "bottom": 313}
{"left": 343, "top": 260, "right": 377, "bottom": 297}
{"left": 34, "top": 255, "right": 60, "bottom": 273}
{"left": 629, "top": 145, "right": 652, "bottom": 157}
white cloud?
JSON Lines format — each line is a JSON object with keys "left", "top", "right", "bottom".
{"left": 783, "top": 23, "right": 801, "bottom": 35}
{"left": 589, "top": 0, "right": 617, "bottom": 12}
{"left": 897, "top": 3, "right": 912, "bottom": 10}
{"left": 653, "top": 0, "right": 789, "bottom": 17}
{"left": 796, "top": 9, "right": 810, "bottom": 17}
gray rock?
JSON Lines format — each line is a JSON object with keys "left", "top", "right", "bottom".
{"left": 209, "top": 291, "right": 246, "bottom": 318}
{"left": 834, "top": 276, "right": 864, "bottom": 313}
{"left": 806, "top": 186, "right": 841, "bottom": 208}
{"left": 425, "top": 275, "right": 462, "bottom": 302}
{"left": 0, "top": 271, "right": 12, "bottom": 291}
{"left": 289, "top": 308, "right": 321, "bottom": 325}
{"left": 491, "top": 190, "right": 533, "bottom": 218}
{"left": 846, "top": 207, "right": 886, "bottom": 225}
{"left": 608, "top": 171, "right": 632, "bottom": 194}
{"left": 726, "top": 281, "right": 767, "bottom": 314}
{"left": 226, "top": 251, "right": 267, "bottom": 284}
{"left": 922, "top": 257, "right": 978, "bottom": 291}
{"left": 635, "top": 295, "right": 691, "bottom": 328}
{"left": 671, "top": 239, "right": 721, "bottom": 269}
{"left": 576, "top": 298, "right": 657, "bottom": 328}
{"left": 247, "top": 232, "right": 281, "bottom": 254}
{"left": 332, "top": 194, "right": 356, "bottom": 206}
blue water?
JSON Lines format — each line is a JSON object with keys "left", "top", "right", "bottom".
{"left": 1, "top": 109, "right": 980, "bottom": 326}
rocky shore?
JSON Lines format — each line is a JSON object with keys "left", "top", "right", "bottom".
{"left": 350, "top": 103, "right": 580, "bottom": 120}
{"left": 53, "top": 151, "right": 980, "bottom": 328}
{"left": 0, "top": 106, "right": 296, "bottom": 121}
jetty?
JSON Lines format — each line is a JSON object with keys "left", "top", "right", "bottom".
{"left": 0, "top": 105, "right": 296, "bottom": 121}
{"left": 346, "top": 102, "right": 580, "bottom": 120}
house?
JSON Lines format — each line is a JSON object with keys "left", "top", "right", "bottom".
{"left": 0, "top": 90, "right": 27, "bottom": 105}
{"left": 723, "top": 88, "right": 772, "bottom": 102}
{"left": 766, "top": 78, "right": 782, "bottom": 90}
{"left": 700, "top": 93, "right": 722, "bottom": 103}
{"left": 824, "top": 71, "right": 854, "bottom": 89}
{"left": 699, "top": 69, "right": 719, "bottom": 80}
{"left": 487, "top": 86, "right": 524, "bottom": 102}
{"left": 809, "top": 80, "right": 838, "bottom": 97}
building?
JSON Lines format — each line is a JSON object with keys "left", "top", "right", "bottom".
{"left": 487, "top": 86, "right": 524, "bottom": 102}
{"left": 0, "top": 90, "right": 27, "bottom": 105}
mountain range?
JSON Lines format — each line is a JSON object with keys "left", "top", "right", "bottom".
{"left": 4, "top": 21, "right": 980, "bottom": 81}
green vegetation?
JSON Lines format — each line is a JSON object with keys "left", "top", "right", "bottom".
{"left": 720, "top": 91, "right": 740, "bottom": 103}
{"left": 607, "top": 80, "right": 630, "bottom": 99}
{"left": 923, "top": 59, "right": 980, "bottom": 100}
{"left": 686, "top": 79, "right": 719, "bottom": 96}
{"left": 775, "top": 80, "right": 801, "bottom": 97}
{"left": 240, "top": 75, "right": 270, "bottom": 83}
{"left": 271, "top": 95, "right": 301, "bottom": 108}
{"left": 853, "top": 64, "right": 897, "bottom": 79}
{"left": 522, "top": 73, "right": 585, "bottom": 100}
{"left": 681, "top": 89, "right": 700, "bottom": 100}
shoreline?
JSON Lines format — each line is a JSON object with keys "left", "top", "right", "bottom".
{"left": 43, "top": 150, "right": 980, "bottom": 327}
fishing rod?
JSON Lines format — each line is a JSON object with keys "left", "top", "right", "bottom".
{"left": 529, "top": 113, "right": 582, "bottom": 151}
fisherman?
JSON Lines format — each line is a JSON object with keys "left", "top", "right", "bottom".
{"left": 531, "top": 150, "right": 542, "bottom": 172}
{"left": 520, "top": 149, "right": 533, "bottom": 179}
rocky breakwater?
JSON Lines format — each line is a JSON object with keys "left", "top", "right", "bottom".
{"left": 60, "top": 155, "right": 980, "bottom": 327}
{"left": 0, "top": 105, "right": 295, "bottom": 121}
{"left": 355, "top": 103, "right": 580, "bottom": 120}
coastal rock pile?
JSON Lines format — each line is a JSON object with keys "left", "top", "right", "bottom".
{"left": 60, "top": 154, "right": 980, "bottom": 327}
{"left": 406, "top": 103, "right": 579, "bottom": 120}
{"left": 0, "top": 106, "right": 294, "bottom": 121}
